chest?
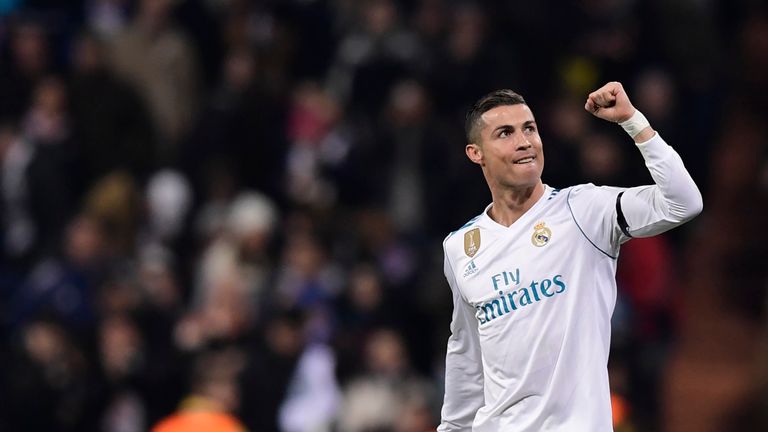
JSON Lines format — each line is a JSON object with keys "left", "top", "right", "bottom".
{"left": 453, "top": 206, "right": 582, "bottom": 308}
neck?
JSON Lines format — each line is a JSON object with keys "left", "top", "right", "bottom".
{"left": 488, "top": 182, "right": 545, "bottom": 227}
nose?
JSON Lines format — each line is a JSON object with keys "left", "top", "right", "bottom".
{"left": 515, "top": 132, "right": 532, "bottom": 150}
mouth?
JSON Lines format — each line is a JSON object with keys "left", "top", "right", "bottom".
{"left": 513, "top": 155, "right": 536, "bottom": 165}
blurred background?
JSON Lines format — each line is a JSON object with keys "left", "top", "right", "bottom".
{"left": 0, "top": 0, "right": 766, "bottom": 431}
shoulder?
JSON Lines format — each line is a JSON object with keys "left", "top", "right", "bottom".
{"left": 443, "top": 212, "right": 484, "bottom": 256}
{"left": 565, "top": 183, "right": 623, "bottom": 208}
{"left": 564, "top": 184, "right": 625, "bottom": 230}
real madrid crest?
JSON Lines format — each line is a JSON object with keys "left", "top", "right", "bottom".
{"left": 464, "top": 228, "right": 481, "bottom": 257}
{"left": 531, "top": 222, "right": 552, "bottom": 247}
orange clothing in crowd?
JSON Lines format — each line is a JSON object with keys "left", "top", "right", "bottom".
{"left": 152, "top": 397, "right": 246, "bottom": 432}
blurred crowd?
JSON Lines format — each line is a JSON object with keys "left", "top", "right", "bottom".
{"left": 0, "top": 0, "right": 766, "bottom": 431}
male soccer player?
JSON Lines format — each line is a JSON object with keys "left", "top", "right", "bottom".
{"left": 438, "top": 82, "right": 702, "bottom": 431}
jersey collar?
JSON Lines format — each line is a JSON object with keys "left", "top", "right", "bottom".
{"left": 481, "top": 184, "right": 552, "bottom": 230}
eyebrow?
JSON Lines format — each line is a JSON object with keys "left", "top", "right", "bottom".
{"left": 490, "top": 120, "right": 537, "bottom": 135}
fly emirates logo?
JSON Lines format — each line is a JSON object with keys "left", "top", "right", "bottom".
{"left": 475, "top": 269, "right": 567, "bottom": 326}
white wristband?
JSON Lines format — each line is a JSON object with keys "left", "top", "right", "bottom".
{"left": 618, "top": 109, "right": 651, "bottom": 138}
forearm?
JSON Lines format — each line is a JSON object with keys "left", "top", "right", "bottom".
{"left": 619, "top": 108, "right": 655, "bottom": 143}
{"left": 632, "top": 125, "right": 655, "bottom": 143}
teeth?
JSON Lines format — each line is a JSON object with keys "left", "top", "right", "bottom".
{"left": 515, "top": 157, "right": 533, "bottom": 164}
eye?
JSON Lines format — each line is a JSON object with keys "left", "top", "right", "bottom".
{"left": 499, "top": 129, "right": 512, "bottom": 138}
{"left": 524, "top": 125, "right": 537, "bottom": 133}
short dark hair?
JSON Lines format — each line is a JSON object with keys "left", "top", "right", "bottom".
{"left": 465, "top": 89, "right": 527, "bottom": 143}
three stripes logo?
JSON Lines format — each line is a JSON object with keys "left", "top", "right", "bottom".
{"left": 463, "top": 260, "right": 479, "bottom": 278}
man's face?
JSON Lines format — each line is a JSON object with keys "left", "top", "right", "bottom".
{"left": 466, "top": 104, "right": 544, "bottom": 190}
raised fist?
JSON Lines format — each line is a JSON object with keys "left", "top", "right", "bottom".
{"left": 584, "top": 81, "right": 636, "bottom": 123}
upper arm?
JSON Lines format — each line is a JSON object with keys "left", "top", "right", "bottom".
{"left": 618, "top": 183, "right": 701, "bottom": 238}
{"left": 443, "top": 250, "right": 482, "bottom": 359}
{"left": 439, "top": 245, "right": 484, "bottom": 430}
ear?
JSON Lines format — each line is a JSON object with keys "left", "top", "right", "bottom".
{"left": 465, "top": 143, "right": 483, "bottom": 165}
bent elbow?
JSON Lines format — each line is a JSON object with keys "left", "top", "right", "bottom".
{"left": 675, "top": 188, "right": 703, "bottom": 222}
{"left": 689, "top": 191, "right": 704, "bottom": 219}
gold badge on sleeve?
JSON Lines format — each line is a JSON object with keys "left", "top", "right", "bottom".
{"left": 464, "top": 228, "right": 481, "bottom": 257}
{"left": 531, "top": 222, "right": 552, "bottom": 247}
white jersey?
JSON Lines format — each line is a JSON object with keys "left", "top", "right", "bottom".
{"left": 438, "top": 133, "right": 702, "bottom": 431}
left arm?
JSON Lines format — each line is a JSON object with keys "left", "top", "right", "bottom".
{"left": 584, "top": 81, "right": 703, "bottom": 243}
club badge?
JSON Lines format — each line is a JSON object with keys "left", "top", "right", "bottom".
{"left": 531, "top": 222, "right": 552, "bottom": 247}
{"left": 464, "top": 228, "right": 481, "bottom": 257}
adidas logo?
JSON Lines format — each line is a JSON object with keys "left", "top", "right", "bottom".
{"left": 463, "top": 260, "right": 479, "bottom": 278}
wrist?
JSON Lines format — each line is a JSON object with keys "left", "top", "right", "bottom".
{"left": 617, "top": 107, "right": 636, "bottom": 123}
{"left": 618, "top": 109, "right": 651, "bottom": 139}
